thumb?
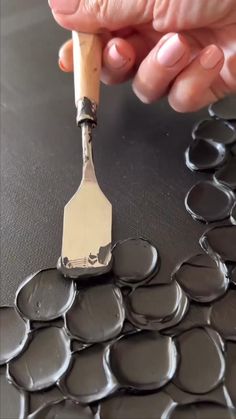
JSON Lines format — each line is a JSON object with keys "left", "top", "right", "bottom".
{"left": 48, "top": 0, "right": 153, "bottom": 32}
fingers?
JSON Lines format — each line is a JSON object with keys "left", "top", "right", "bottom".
{"left": 48, "top": 0, "right": 153, "bottom": 32}
{"left": 132, "top": 33, "right": 191, "bottom": 103}
{"left": 58, "top": 37, "right": 136, "bottom": 82}
{"left": 153, "top": 0, "right": 236, "bottom": 32}
{"left": 58, "top": 39, "right": 73, "bottom": 72}
{"left": 168, "top": 44, "right": 224, "bottom": 112}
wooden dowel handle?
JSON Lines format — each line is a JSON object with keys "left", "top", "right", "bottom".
{"left": 72, "top": 31, "right": 102, "bottom": 123}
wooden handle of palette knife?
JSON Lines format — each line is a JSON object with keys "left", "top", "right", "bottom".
{"left": 72, "top": 32, "right": 102, "bottom": 109}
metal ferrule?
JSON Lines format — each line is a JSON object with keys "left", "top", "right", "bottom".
{"left": 76, "top": 97, "right": 97, "bottom": 126}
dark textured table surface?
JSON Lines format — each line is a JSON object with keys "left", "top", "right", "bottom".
{"left": 1, "top": 0, "right": 208, "bottom": 305}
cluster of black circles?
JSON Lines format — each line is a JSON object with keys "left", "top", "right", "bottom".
{"left": 0, "top": 96, "right": 236, "bottom": 419}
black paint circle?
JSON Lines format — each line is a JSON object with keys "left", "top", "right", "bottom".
{"left": 28, "top": 400, "right": 94, "bottom": 419}
{"left": 126, "top": 281, "right": 188, "bottom": 330}
{"left": 192, "top": 119, "right": 236, "bottom": 145}
{"left": 112, "top": 238, "right": 159, "bottom": 286}
{"left": 214, "top": 157, "right": 236, "bottom": 190}
{"left": 185, "top": 139, "right": 228, "bottom": 171}
{"left": 185, "top": 181, "right": 235, "bottom": 223}
{"left": 210, "top": 290, "right": 236, "bottom": 340}
{"left": 0, "top": 369, "right": 28, "bottom": 419}
{"left": 65, "top": 284, "right": 125, "bottom": 343}
{"left": 174, "top": 328, "right": 225, "bottom": 394}
{"left": 209, "top": 95, "right": 236, "bottom": 121}
{"left": 16, "top": 269, "right": 76, "bottom": 321}
{"left": 99, "top": 392, "right": 175, "bottom": 419}
{"left": 170, "top": 402, "right": 235, "bottom": 419}
{"left": 173, "top": 254, "right": 229, "bottom": 303}
{"left": 60, "top": 345, "right": 117, "bottom": 403}
{"left": 0, "top": 306, "right": 29, "bottom": 365}
{"left": 200, "top": 225, "right": 236, "bottom": 262}
{"left": 110, "top": 332, "right": 177, "bottom": 390}
{"left": 8, "top": 327, "right": 71, "bottom": 391}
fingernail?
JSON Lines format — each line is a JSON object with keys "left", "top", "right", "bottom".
{"left": 108, "top": 44, "right": 129, "bottom": 69}
{"left": 200, "top": 45, "right": 223, "bottom": 70}
{"left": 157, "top": 34, "right": 186, "bottom": 67}
{"left": 48, "top": 0, "right": 79, "bottom": 14}
{"left": 58, "top": 58, "right": 68, "bottom": 71}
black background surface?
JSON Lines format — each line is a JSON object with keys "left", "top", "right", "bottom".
{"left": 1, "top": 0, "right": 209, "bottom": 305}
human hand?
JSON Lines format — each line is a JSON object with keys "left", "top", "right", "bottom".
{"left": 49, "top": 0, "right": 236, "bottom": 112}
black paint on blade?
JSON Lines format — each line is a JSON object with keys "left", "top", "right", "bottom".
{"left": 0, "top": 368, "right": 28, "bottom": 419}
{"left": 0, "top": 306, "right": 29, "bottom": 365}
{"left": 110, "top": 331, "right": 177, "bottom": 390}
{"left": 210, "top": 290, "right": 236, "bottom": 340}
{"left": 60, "top": 344, "right": 117, "bottom": 403}
{"left": 8, "top": 327, "right": 71, "bottom": 391}
{"left": 112, "top": 238, "right": 159, "bottom": 286}
{"left": 125, "top": 281, "right": 188, "bottom": 330}
{"left": 16, "top": 268, "right": 76, "bottom": 321}
{"left": 173, "top": 254, "right": 229, "bottom": 303}
{"left": 214, "top": 157, "right": 236, "bottom": 190}
{"left": 174, "top": 327, "right": 225, "bottom": 394}
{"left": 28, "top": 400, "right": 94, "bottom": 419}
{"left": 231, "top": 202, "right": 236, "bottom": 224}
{"left": 185, "top": 181, "right": 235, "bottom": 223}
{"left": 65, "top": 284, "right": 125, "bottom": 343}
{"left": 192, "top": 118, "right": 236, "bottom": 144}
{"left": 209, "top": 95, "right": 236, "bottom": 121}
{"left": 200, "top": 225, "right": 236, "bottom": 262}
{"left": 185, "top": 139, "right": 228, "bottom": 171}
{"left": 170, "top": 403, "right": 236, "bottom": 419}
{"left": 225, "top": 342, "right": 236, "bottom": 407}
{"left": 99, "top": 392, "right": 175, "bottom": 419}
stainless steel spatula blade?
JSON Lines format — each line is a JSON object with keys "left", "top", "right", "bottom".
{"left": 58, "top": 32, "right": 112, "bottom": 279}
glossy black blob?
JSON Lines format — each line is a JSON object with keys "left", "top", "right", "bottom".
{"left": 163, "top": 304, "right": 211, "bottom": 337}
{"left": 185, "top": 181, "right": 235, "bottom": 223}
{"left": 185, "top": 139, "right": 228, "bottom": 171}
{"left": 65, "top": 284, "right": 125, "bottom": 343}
{"left": 170, "top": 403, "right": 236, "bottom": 419}
{"left": 166, "top": 382, "right": 232, "bottom": 407}
{"left": 16, "top": 268, "right": 76, "bottom": 321}
{"left": 61, "top": 344, "right": 116, "bottom": 403}
{"left": 29, "top": 386, "right": 64, "bottom": 414}
{"left": 28, "top": 400, "right": 94, "bottom": 419}
{"left": 214, "top": 157, "right": 236, "bottom": 190}
{"left": 112, "top": 238, "right": 159, "bottom": 286}
{"left": 110, "top": 332, "right": 177, "bottom": 390}
{"left": 231, "top": 202, "right": 236, "bottom": 224}
{"left": 200, "top": 225, "right": 236, "bottom": 262}
{"left": 210, "top": 290, "right": 236, "bottom": 340}
{"left": 192, "top": 119, "right": 236, "bottom": 144}
{"left": 126, "top": 280, "right": 188, "bottom": 330}
{"left": 9, "top": 327, "right": 71, "bottom": 391}
{"left": 99, "top": 392, "right": 175, "bottom": 419}
{"left": 174, "top": 328, "right": 225, "bottom": 394}
{"left": 209, "top": 95, "right": 236, "bottom": 121}
{"left": 0, "top": 368, "right": 27, "bottom": 419}
{"left": 0, "top": 306, "right": 29, "bottom": 365}
{"left": 173, "top": 254, "right": 229, "bottom": 303}
{"left": 225, "top": 342, "right": 236, "bottom": 407}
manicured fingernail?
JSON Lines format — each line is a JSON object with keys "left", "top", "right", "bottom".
{"left": 48, "top": 0, "right": 79, "bottom": 14}
{"left": 108, "top": 44, "right": 129, "bottom": 69}
{"left": 157, "top": 34, "right": 186, "bottom": 67}
{"left": 58, "top": 58, "right": 69, "bottom": 72}
{"left": 200, "top": 45, "right": 223, "bottom": 70}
